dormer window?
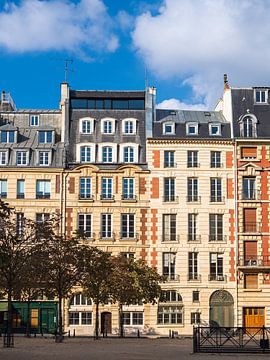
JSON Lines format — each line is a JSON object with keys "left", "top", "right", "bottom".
{"left": 80, "top": 118, "right": 94, "bottom": 134}
{"left": 163, "top": 122, "right": 175, "bottom": 135}
{"left": 16, "top": 151, "right": 29, "bottom": 166}
{"left": 38, "top": 131, "right": 53, "bottom": 144}
{"left": 239, "top": 115, "right": 257, "bottom": 138}
{"left": 30, "top": 115, "right": 39, "bottom": 126}
{"left": 1, "top": 131, "right": 14, "bottom": 143}
{"left": 122, "top": 119, "right": 136, "bottom": 134}
{"left": 0, "top": 151, "right": 8, "bottom": 165}
{"left": 102, "top": 146, "right": 113, "bottom": 163}
{"left": 255, "top": 89, "right": 268, "bottom": 104}
{"left": 186, "top": 123, "right": 198, "bottom": 135}
{"left": 210, "top": 124, "right": 221, "bottom": 136}
{"left": 123, "top": 146, "right": 134, "bottom": 163}
{"left": 101, "top": 118, "right": 115, "bottom": 134}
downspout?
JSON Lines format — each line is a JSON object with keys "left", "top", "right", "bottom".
{"left": 234, "top": 139, "right": 239, "bottom": 327}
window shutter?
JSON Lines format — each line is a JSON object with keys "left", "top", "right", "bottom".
{"left": 244, "top": 274, "right": 258, "bottom": 289}
{"left": 244, "top": 241, "right": 257, "bottom": 261}
{"left": 244, "top": 208, "right": 256, "bottom": 232}
{"left": 241, "top": 147, "right": 257, "bottom": 158}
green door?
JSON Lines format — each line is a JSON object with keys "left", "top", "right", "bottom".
{"left": 41, "top": 308, "right": 57, "bottom": 333}
{"left": 209, "top": 290, "right": 234, "bottom": 327}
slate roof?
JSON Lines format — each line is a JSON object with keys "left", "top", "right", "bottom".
{"left": 70, "top": 90, "right": 145, "bottom": 99}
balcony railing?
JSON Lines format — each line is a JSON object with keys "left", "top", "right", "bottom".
{"left": 187, "top": 234, "right": 201, "bottom": 242}
{"left": 243, "top": 222, "right": 261, "bottom": 233}
{"left": 36, "top": 193, "right": 50, "bottom": 199}
{"left": 100, "top": 194, "right": 115, "bottom": 201}
{"left": 120, "top": 232, "right": 139, "bottom": 241}
{"left": 208, "top": 274, "right": 227, "bottom": 282}
{"left": 162, "top": 234, "right": 180, "bottom": 242}
{"left": 16, "top": 194, "right": 25, "bottom": 199}
{"left": 163, "top": 196, "right": 179, "bottom": 203}
{"left": 121, "top": 194, "right": 137, "bottom": 201}
{"left": 209, "top": 235, "right": 227, "bottom": 242}
{"left": 79, "top": 194, "right": 94, "bottom": 201}
{"left": 210, "top": 162, "right": 223, "bottom": 168}
{"left": 188, "top": 274, "right": 202, "bottom": 281}
{"left": 162, "top": 274, "right": 180, "bottom": 282}
{"left": 210, "top": 196, "right": 225, "bottom": 203}
{"left": 99, "top": 231, "right": 116, "bottom": 240}
{"left": 0, "top": 193, "right": 7, "bottom": 199}
{"left": 187, "top": 162, "right": 200, "bottom": 168}
{"left": 238, "top": 256, "right": 270, "bottom": 267}
{"left": 187, "top": 195, "right": 201, "bottom": 203}
{"left": 241, "top": 190, "right": 261, "bottom": 201}
{"left": 164, "top": 162, "right": 177, "bottom": 168}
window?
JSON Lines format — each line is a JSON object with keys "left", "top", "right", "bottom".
{"left": 122, "top": 178, "right": 135, "bottom": 200}
{"left": 38, "top": 131, "right": 52, "bottom": 144}
{"left": 255, "top": 89, "right": 268, "bottom": 104}
{"left": 80, "top": 119, "right": 93, "bottom": 134}
{"left": 30, "top": 115, "right": 39, "bottom": 126}
{"left": 162, "top": 214, "right": 176, "bottom": 241}
{"left": 160, "top": 291, "right": 182, "bottom": 302}
{"left": 123, "top": 119, "right": 136, "bottom": 134}
{"left": 78, "top": 214, "right": 92, "bottom": 238}
{"left": 244, "top": 274, "right": 258, "bottom": 289}
{"left": 241, "top": 147, "right": 257, "bottom": 159}
{"left": 121, "top": 214, "right": 135, "bottom": 238}
{"left": 80, "top": 178, "right": 92, "bottom": 199}
{"left": 81, "top": 312, "right": 92, "bottom": 325}
{"left": 102, "top": 146, "right": 113, "bottom": 163}
{"left": 36, "top": 213, "right": 50, "bottom": 225}
{"left": 164, "top": 151, "right": 175, "bottom": 168}
{"left": 187, "top": 177, "right": 198, "bottom": 202}
{"left": 121, "top": 252, "right": 135, "bottom": 260}
{"left": 240, "top": 116, "right": 257, "bottom": 138}
{"left": 210, "top": 151, "right": 221, "bottom": 168}
{"left": 39, "top": 151, "right": 50, "bottom": 166}
{"left": 101, "top": 177, "right": 113, "bottom": 200}
{"left": 69, "top": 312, "right": 80, "bottom": 325}
{"left": 162, "top": 252, "right": 176, "bottom": 280}
{"left": 210, "top": 178, "right": 222, "bottom": 202}
{"left": 16, "top": 151, "right": 28, "bottom": 166}
{"left": 1, "top": 131, "right": 14, "bottom": 143}
{"left": 36, "top": 180, "right": 51, "bottom": 199}
{"left": 0, "top": 179, "right": 7, "bottom": 198}
{"left": 123, "top": 146, "right": 134, "bottom": 163}
{"left": 192, "top": 291, "right": 200, "bottom": 302}
{"left": 101, "top": 214, "right": 112, "bottom": 238}
{"left": 164, "top": 178, "right": 175, "bottom": 202}
{"left": 158, "top": 306, "right": 183, "bottom": 324}
{"left": 242, "top": 177, "right": 256, "bottom": 200}
{"left": 191, "top": 312, "right": 201, "bottom": 324}
{"left": 209, "top": 253, "right": 224, "bottom": 281}
{"left": 80, "top": 146, "right": 92, "bottom": 163}
{"left": 16, "top": 213, "right": 24, "bottom": 236}
{"left": 102, "top": 120, "right": 114, "bottom": 134}
{"left": 209, "top": 214, "right": 223, "bottom": 241}
{"left": 70, "top": 293, "right": 92, "bottom": 306}
{"left": 187, "top": 150, "right": 198, "bottom": 168}
{"left": 123, "top": 312, "right": 143, "bottom": 325}
{"left": 17, "top": 179, "right": 25, "bottom": 199}
{"left": 186, "top": 123, "right": 198, "bottom": 135}
{"left": 243, "top": 208, "right": 257, "bottom": 232}
{"left": 188, "top": 214, "right": 197, "bottom": 241}
{"left": 163, "top": 122, "right": 175, "bottom": 135}
{"left": 209, "top": 124, "right": 221, "bottom": 136}
{"left": 0, "top": 151, "right": 8, "bottom": 165}
{"left": 188, "top": 252, "right": 199, "bottom": 280}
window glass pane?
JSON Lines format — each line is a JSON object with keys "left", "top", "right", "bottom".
{"left": 71, "top": 99, "right": 88, "bottom": 109}
{"left": 129, "top": 99, "right": 145, "bottom": 110}
{"left": 112, "top": 100, "right": 129, "bottom": 109}
{"left": 96, "top": 100, "right": 103, "bottom": 109}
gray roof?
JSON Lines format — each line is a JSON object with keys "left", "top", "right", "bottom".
{"left": 70, "top": 90, "right": 145, "bottom": 99}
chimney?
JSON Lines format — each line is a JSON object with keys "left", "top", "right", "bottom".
{"left": 224, "top": 74, "right": 230, "bottom": 90}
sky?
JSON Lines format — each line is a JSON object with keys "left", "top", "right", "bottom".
{"left": 0, "top": 0, "right": 270, "bottom": 110}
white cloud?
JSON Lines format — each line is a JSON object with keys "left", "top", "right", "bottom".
{"left": 0, "top": 0, "right": 118, "bottom": 56}
{"left": 157, "top": 98, "right": 207, "bottom": 111}
{"left": 132, "top": 0, "right": 270, "bottom": 108}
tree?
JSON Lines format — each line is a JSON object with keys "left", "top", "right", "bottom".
{"left": 110, "top": 256, "right": 162, "bottom": 337}
{"left": 80, "top": 248, "right": 113, "bottom": 340}
{"left": 0, "top": 200, "right": 38, "bottom": 345}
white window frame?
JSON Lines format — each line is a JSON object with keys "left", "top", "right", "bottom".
{"left": 209, "top": 123, "right": 221, "bottom": 136}
{"left": 119, "top": 143, "right": 138, "bottom": 163}
{"left": 1, "top": 131, "right": 15, "bottom": 143}
{"left": 121, "top": 213, "right": 135, "bottom": 238}
{"left": 30, "top": 114, "right": 39, "bottom": 126}
{"left": 163, "top": 122, "right": 175, "bottom": 135}
{"left": 101, "top": 177, "right": 113, "bottom": 199}
{"left": 36, "top": 180, "right": 51, "bottom": 198}
{"left": 101, "top": 118, "right": 116, "bottom": 134}
{"left": 122, "top": 312, "right": 144, "bottom": 326}
{"left": 254, "top": 89, "right": 268, "bottom": 104}
{"left": 101, "top": 213, "right": 113, "bottom": 238}
{"left": 98, "top": 143, "right": 117, "bottom": 163}
{"left": 38, "top": 130, "right": 54, "bottom": 144}
{"left": 39, "top": 151, "right": 51, "bottom": 166}
{"left": 122, "top": 118, "right": 136, "bottom": 135}
{"left": 0, "top": 179, "right": 7, "bottom": 197}
{"left": 79, "top": 177, "right": 92, "bottom": 199}
{"left": 186, "top": 122, "right": 198, "bottom": 135}
{"left": 76, "top": 143, "right": 95, "bottom": 163}
{"left": 0, "top": 150, "right": 8, "bottom": 165}
{"left": 79, "top": 117, "right": 94, "bottom": 134}
{"left": 16, "top": 150, "right": 29, "bottom": 166}
{"left": 78, "top": 213, "right": 92, "bottom": 238}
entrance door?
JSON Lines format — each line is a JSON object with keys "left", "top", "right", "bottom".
{"left": 209, "top": 290, "right": 234, "bottom": 327}
{"left": 41, "top": 308, "right": 57, "bottom": 333}
{"left": 101, "top": 312, "right": 112, "bottom": 334}
{"left": 244, "top": 307, "right": 264, "bottom": 330}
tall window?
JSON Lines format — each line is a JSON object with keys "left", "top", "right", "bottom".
{"left": 121, "top": 214, "right": 135, "bottom": 238}
{"left": 0, "top": 179, "right": 7, "bottom": 198}
{"left": 102, "top": 120, "right": 113, "bottom": 134}
{"left": 188, "top": 252, "right": 198, "bottom": 280}
{"left": 101, "top": 177, "right": 113, "bottom": 200}
{"left": 16, "top": 151, "right": 28, "bottom": 165}
{"left": 1, "top": 131, "right": 14, "bottom": 143}
{"left": 210, "top": 151, "right": 221, "bottom": 168}
{"left": 39, "top": 151, "right": 50, "bottom": 166}
{"left": 187, "top": 150, "right": 198, "bottom": 168}
{"left": 0, "top": 151, "right": 8, "bottom": 165}
{"left": 243, "top": 208, "right": 257, "bottom": 232}
{"left": 30, "top": 115, "right": 39, "bottom": 126}
{"left": 80, "top": 178, "right": 92, "bottom": 199}
{"left": 210, "top": 178, "right": 222, "bottom": 202}
{"left": 209, "top": 253, "right": 224, "bottom": 281}
{"left": 242, "top": 177, "right": 256, "bottom": 200}
{"left": 164, "top": 177, "right": 175, "bottom": 202}
{"left": 162, "top": 214, "right": 176, "bottom": 241}
{"left": 164, "top": 151, "right": 175, "bottom": 168}
{"left": 122, "top": 178, "right": 135, "bottom": 200}
{"left": 38, "top": 131, "right": 52, "bottom": 144}
{"left": 158, "top": 291, "right": 183, "bottom": 324}
{"left": 209, "top": 214, "right": 223, "bottom": 241}
{"left": 191, "top": 312, "right": 201, "bottom": 325}
{"left": 188, "top": 213, "right": 197, "bottom": 241}
{"left": 162, "top": 253, "right": 176, "bottom": 280}
{"left": 78, "top": 214, "right": 92, "bottom": 238}
{"left": 242, "top": 117, "right": 256, "bottom": 138}
{"left": 17, "top": 179, "right": 25, "bottom": 199}
{"left": 187, "top": 177, "right": 198, "bottom": 202}
{"left": 101, "top": 214, "right": 112, "bottom": 238}
{"left": 123, "top": 120, "right": 135, "bottom": 134}
{"left": 123, "top": 146, "right": 134, "bottom": 163}
{"left": 81, "top": 119, "right": 93, "bottom": 134}
{"left": 16, "top": 213, "right": 24, "bottom": 236}
{"left": 102, "top": 146, "right": 113, "bottom": 163}
{"left": 36, "top": 180, "right": 51, "bottom": 199}
{"left": 80, "top": 146, "right": 92, "bottom": 162}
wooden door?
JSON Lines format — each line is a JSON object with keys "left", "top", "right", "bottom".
{"left": 244, "top": 308, "right": 264, "bottom": 330}
{"left": 244, "top": 208, "right": 256, "bottom": 232}
{"left": 244, "top": 241, "right": 257, "bottom": 265}
{"left": 101, "top": 312, "right": 112, "bottom": 334}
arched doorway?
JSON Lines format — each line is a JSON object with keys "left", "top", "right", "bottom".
{"left": 101, "top": 312, "right": 112, "bottom": 334}
{"left": 209, "top": 290, "right": 234, "bottom": 327}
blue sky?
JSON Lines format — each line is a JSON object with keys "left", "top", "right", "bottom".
{"left": 0, "top": 0, "right": 270, "bottom": 110}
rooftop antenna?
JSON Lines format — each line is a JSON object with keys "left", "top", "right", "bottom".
{"left": 145, "top": 66, "right": 148, "bottom": 89}
{"left": 64, "top": 59, "right": 74, "bottom": 83}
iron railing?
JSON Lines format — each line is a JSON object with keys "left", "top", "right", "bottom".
{"left": 238, "top": 256, "right": 270, "bottom": 267}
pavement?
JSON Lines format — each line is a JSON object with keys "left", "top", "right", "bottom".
{"left": 0, "top": 337, "right": 270, "bottom": 360}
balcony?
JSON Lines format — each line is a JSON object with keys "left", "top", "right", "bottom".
{"left": 162, "top": 234, "right": 180, "bottom": 243}
{"left": 208, "top": 274, "right": 227, "bottom": 282}
{"left": 209, "top": 235, "right": 227, "bottom": 242}
{"left": 210, "top": 162, "right": 223, "bottom": 168}
{"left": 187, "top": 162, "right": 200, "bottom": 168}
{"left": 0, "top": 193, "right": 7, "bottom": 199}
{"left": 36, "top": 193, "right": 50, "bottom": 199}
{"left": 79, "top": 194, "right": 94, "bottom": 201}
{"left": 162, "top": 274, "right": 180, "bottom": 282}
{"left": 163, "top": 196, "right": 179, "bottom": 203}
{"left": 16, "top": 194, "right": 25, "bottom": 199}
{"left": 120, "top": 232, "right": 139, "bottom": 241}
{"left": 99, "top": 231, "right": 116, "bottom": 241}
{"left": 121, "top": 194, "right": 137, "bottom": 202}
{"left": 188, "top": 274, "right": 202, "bottom": 282}
{"left": 210, "top": 196, "right": 225, "bottom": 203}
{"left": 186, "top": 195, "right": 201, "bottom": 203}
{"left": 241, "top": 190, "right": 260, "bottom": 201}
{"left": 100, "top": 194, "right": 115, "bottom": 201}
{"left": 242, "top": 222, "right": 261, "bottom": 233}
{"left": 187, "top": 234, "right": 201, "bottom": 242}
{"left": 238, "top": 256, "right": 270, "bottom": 268}
{"left": 164, "top": 162, "right": 177, "bottom": 168}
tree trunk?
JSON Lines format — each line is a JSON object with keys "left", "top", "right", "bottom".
{"left": 95, "top": 302, "right": 99, "bottom": 340}
{"left": 7, "top": 288, "right": 12, "bottom": 342}
{"left": 119, "top": 303, "right": 124, "bottom": 338}
{"left": 57, "top": 294, "right": 63, "bottom": 342}
{"left": 26, "top": 298, "right": 31, "bottom": 337}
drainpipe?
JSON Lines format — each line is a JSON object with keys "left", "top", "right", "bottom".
{"left": 234, "top": 139, "right": 239, "bottom": 327}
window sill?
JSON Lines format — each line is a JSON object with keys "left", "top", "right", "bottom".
{"left": 243, "top": 289, "right": 262, "bottom": 292}
{"left": 157, "top": 324, "right": 184, "bottom": 328}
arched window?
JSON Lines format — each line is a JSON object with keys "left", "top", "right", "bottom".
{"left": 70, "top": 293, "right": 92, "bottom": 306}
{"left": 239, "top": 115, "right": 257, "bottom": 138}
{"left": 80, "top": 146, "right": 92, "bottom": 162}
{"left": 123, "top": 146, "right": 134, "bottom": 163}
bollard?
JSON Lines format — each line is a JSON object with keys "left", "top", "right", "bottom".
{"left": 172, "top": 331, "right": 174, "bottom": 339}
{"left": 73, "top": 329, "right": 75, "bottom": 337}
{"left": 169, "top": 330, "right": 171, "bottom": 338}
{"left": 68, "top": 330, "right": 70, "bottom": 338}
{"left": 34, "top": 333, "right": 36, "bottom": 338}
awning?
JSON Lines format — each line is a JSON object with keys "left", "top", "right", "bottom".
{"left": 0, "top": 302, "right": 8, "bottom": 311}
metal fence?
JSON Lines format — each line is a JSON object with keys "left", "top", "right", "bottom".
{"left": 193, "top": 326, "right": 270, "bottom": 353}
